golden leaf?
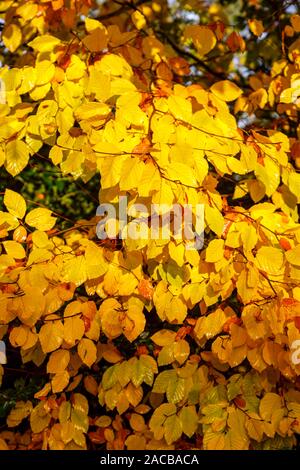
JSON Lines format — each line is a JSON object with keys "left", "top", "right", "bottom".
{"left": 25, "top": 208, "right": 56, "bottom": 231}
{"left": 51, "top": 370, "right": 70, "bottom": 393}
{"left": 5, "top": 140, "right": 30, "bottom": 176}
{"left": 3, "top": 24, "right": 22, "bottom": 52}
{"left": 39, "top": 321, "right": 64, "bottom": 354}
{"left": 248, "top": 19, "right": 264, "bottom": 37}
{"left": 210, "top": 80, "right": 243, "bottom": 102}
{"left": 47, "top": 349, "right": 70, "bottom": 374}
{"left": 4, "top": 189, "right": 26, "bottom": 219}
{"left": 78, "top": 338, "right": 97, "bottom": 367}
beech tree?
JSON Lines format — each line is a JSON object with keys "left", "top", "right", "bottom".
{"left": 0, "top": 0, "right": 300, "bottom": 450}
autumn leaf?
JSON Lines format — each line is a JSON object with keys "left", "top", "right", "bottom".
{"left": 78, "top": 338, "right": 97, "bottom": 367}
{"left": 39, "top": 321, "right": 64, "bottom": 353}
{"left": 25, "top": 208, "right": 56, "bottom": 231}
{"left": 4, "top": 189, "right": 27, "bottom": 219}
{"left": 1, "top": 0, "right": 300, "bottom": 452}
{"left": 210, "top": 80, "right": 243, "bottom": 101}
{"left": 248, "top": 19, "right": 264, "bottom": 37}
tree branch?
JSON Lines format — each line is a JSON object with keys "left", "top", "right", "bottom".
{"left": 98, "top": 0, "right": 150, "bottom": 21}
{"left": 155, "top": 28, "right": 227, "bottom": 81}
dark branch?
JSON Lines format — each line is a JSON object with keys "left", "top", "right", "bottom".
{"left": 98, "top": 0, "right": 150, "bottom": 21}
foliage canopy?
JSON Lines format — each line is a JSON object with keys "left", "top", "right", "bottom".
{"left": 0, "top": 0, "right": 300, "bottom": 451}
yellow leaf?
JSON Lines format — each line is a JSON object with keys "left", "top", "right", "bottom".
{"left": 179, "top": 406, "right": 198, "bottom": 437}
{"left": 173, "top": 339, "right": 190, "bottom": 365}
{"left": 49, "top": 146, "right": 63, "bottom": 165}
{"left": 199, "top": 308, "right": 227, "bottom": 340}
{"left": 286, "top": 245, "right": 300, "bottom": 266}
{"left": 134, "top": 404, "right": 151, "bottom": 414}
{"left": 99, "top": 298, "right": 123, "bottom": 339}
{"left": 78, "top": 338, "right": 97, "bottom": 367}
{"left": 158, "top": 344, "right": 175, "bottom": 366}
{"left": 34, "top": 383, "right": 51, "bottom": 399}
{"left": 125, "top": 383, "right": 143, "bottom": 407}
{"left": 255, "top": 157, "right": 280, "bottom": 196}
{"left": 210, "top": 80, "right": 242, "bottom": 102}
{"left": 255, "top": 246, "right": 284, "bottom": 275}
{"left": 75, "top": 102, "right": 111, "bottom": 122}
{"left": 63, "top": 316, "right": 85, "bottom": 346}
{"left": 51, "top": 371, "right": 70, "bottom": 393}
{"left": 242, "top": 305, "right": 267, "bottom": 340}
{"left": 25, "top": 208, "right": 56, "bottom": 231}
{"left": 83, "top": 20, "right": 108, "bottom": 52}
{"left": 39, "top": 321, "right": 64, "bottom": 353}
{"left": 168, "top": 95, "right": 192, "bottom": 122}
{"left": 9, "top": 325, "right": 28, "bottom": 347}
{"left": 5, "top": 140, "right": 30, "bottom": 176}
{"left": 94, "top": 415, "right": 112, "bottom": 427}
{"left": 85, "top": 18, "right": 103, "bottom": 33}
{"left": 66, "top": 56, "right": 86, "bottom": 81}
{"left": 206, "top": 239, "right": 224, "bottom": 263}
{"left": 184, "top": 25, "right": 216, "bottom": 56}
{"left": 131, "top": 11, "right": 147, "bottom": 30}
{"left": 30, "top": 83, "right": 51, "bottom": 101}
{"left": 7, "top": 401, "right": 32, "bottom": 428}
{"left": 166, "top": 375, "right": 185, "bottom": 403}
{"left": 149, "top": 403, "right": 176, "bottom": 440}
{"left": 205, "top": 205, "right": 225, "bottom": 236}
{"left": 125, "top": 434, "right": 146, "bottom": 450}
{"left": 61, "top": 421, "right": 75, "bottom": 444}
{"left": 164, "top": 162, "right": 197, "bottom": 187}
{"left": 28, "top": 35, "right": 61, "bottom": 52}
{"left": 203, "top": 430, "right": 225, "bottom": 450}
{"left": 122, "top": 305, "right": 146, "bottom": 343}
{"left": 248, "top": 179, "right": 265, "bottom": 202}
{"left": 0, "top": 149, "right": 5, "bottom": 167}
{"left": 35, "top": 61, "right": 55, "bottom": 86}
{"left": 259, "top": 393, "right": 282, "bottom": 421}
{"left": 0, "top": 438, "right": 8, "bottom": 450}
{"left": 288, "top": 173, "right": 300, "bottom": 202}
{"left": 130, "top": 413, "right": 146, "bottom": 432}
{"left": 47, "top": 349, "right": 70, "bottom": 374}
{"left": 97, "top": 53, "right": 133, "bottom": 78}
{"left": 71, "top": 394, "right": 89, "bottom": 433}
{"left": 4, "top": 189, "right": 26, "bottom": 219}
{"left": 3, "top": 24, "right": 22, "bottom": 52}
{"left": 119, "top": 157, "right": 144, "bottom": 191}
{"left": 291, "top": 15, "right": 300, "bottom": 32}
{"left": 58, "top": 401, "right": 71, "bottom": 424}
{"left": 62, "top": 256, "right": 87, "bottom": 286}
{"left": 30, "top": 402, "right": 51, "bottom": 433}
{"left": 248, "top": 19, "right": 264, "bottom": 36}
{"left": 0, "top": 212, "right": 19, "bottom": 233}
{"left": 3, "top": 240, "right": 25, "bottom": 259}
{"left": 28, "top": 248, "right": 52, "bottom": 266}
{"left": 32, "top": 230, "right": 49, "bottom": 248}
{"left": 151, "top": 329, "right": 177, "bottom": 346}
{"left": 245, "top": 419, "right": 264, "bottom": 441}
{"left": 85, "top": 318, "right": 100, "bottom": 341}
{"left": 18, "top": 66, "right": 37, "bottom": 94}
{"left": 164, "top": 414, "right": 182, "bottom": 445}
{"left": 101, "top": 343, "right": 123, "bottom": 363}
{"left": 84, "top": 376, "right": 98, "bottom": 396}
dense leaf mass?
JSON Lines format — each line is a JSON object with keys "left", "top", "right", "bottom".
{"left": 0, "top": 0, "right": 300, "bottom": 451}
